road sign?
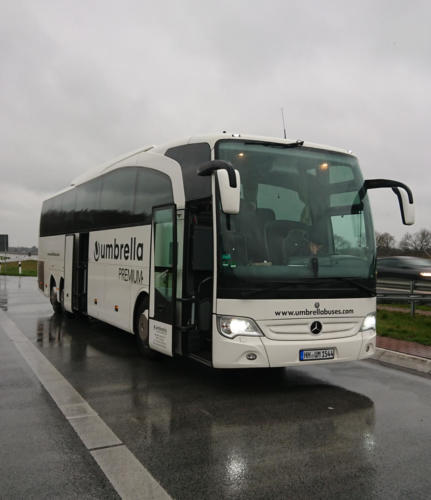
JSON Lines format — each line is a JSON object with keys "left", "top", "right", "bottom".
{"left": 0, "top": 235, "right": 8, "bottom": 253}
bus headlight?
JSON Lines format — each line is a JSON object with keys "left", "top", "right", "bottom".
{"left": 361, "top": 313, "right": 376, "bottom": 332}
{"left": 217, "top": 316, "right": 263, "bottom": 339}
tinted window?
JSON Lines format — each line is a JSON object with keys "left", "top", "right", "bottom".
{"left": 257, "top": 184, "right": 304, "bottom": 221}
{"left": 76, "top": 178, "right": 100, "bottom": 211}
{"left": 75, "top": 178, "right": 102, "bottom": 230}
{"left": 134, "top": 169, "right": 173, "bottom": 223}
{"left": 40, "top": 194, "right": 63, "bottom": 236}
{"left": 100, "top": 167, "right": 137, "bottom": 226}
{"left": 40, "top": 199, "right": 52, "bottom": 236}
{"left": 40, "top": 167, "right": 174, "bottom": 237}
{"left": 165, "top": 143, "right": 211, "bottom": 201}
{"left": 216, "top": 140, "right": 375, "bottom": 296}
{"left": 62, "top": 188, "right": 76, "bottom": 232}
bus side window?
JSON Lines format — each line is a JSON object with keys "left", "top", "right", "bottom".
{"left": 165, "top": 143, "right": 211, "bottom": 201}
{"left": 99, "top": 167, "right": 137, "bottom": 227}
{"left": 134, "top": 169, "right": 174, "bottom": 223}
{"left": 40, "top": 194, "right": 64, "bottom": 236}
{"left": 62, "top": 189, "right": 77, "bottom": 233}
{"left": 40, "top": 198, "right": 53, "bottom": 236}
{"left": 75, "top": 178, "right": 102, "bottom": 231}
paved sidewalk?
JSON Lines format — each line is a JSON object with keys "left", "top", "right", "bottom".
{"left": 377, "top": 335, "right": 431, "bottom": 360}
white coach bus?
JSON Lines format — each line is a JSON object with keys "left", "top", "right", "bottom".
{"left": 38, "top": 133, "right": 414, "bottom": 368}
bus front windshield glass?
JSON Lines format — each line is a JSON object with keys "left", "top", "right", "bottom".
{"left": 215, "top": 140, "right": 376, "bottom": 298}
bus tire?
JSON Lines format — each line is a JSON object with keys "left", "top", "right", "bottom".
{"left": 50, "top": 285, "right": 62, "bottom": 314}
{"left": 134, "top": 299, "right": 160, "bottom": 359}
{"left": 60, "top": 287, "right": 74, "bottom": 318}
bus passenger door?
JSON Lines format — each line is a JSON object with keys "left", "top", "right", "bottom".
{"left": 70, "top": 233, "right": 89, "bottom": 313}
{"left": 77, "top": 233, "right": 89, "bottom": 313}
{"left": 149, "top": 205, "right": 177, "bottom": 356}
{"left": 64, "top": 234, "right": 74, "bottom": 313}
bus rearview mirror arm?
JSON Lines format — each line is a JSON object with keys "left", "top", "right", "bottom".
{"left": 362, "top": 178, "right": 415, "bottom": 225}
{"left": 197, "top": 160, "right": 237, "bottom": 187}
{"left": 197, "top": 160, "right": 241, "bottom": 214}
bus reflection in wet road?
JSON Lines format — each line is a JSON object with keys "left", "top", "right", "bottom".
{"left": 33, "top": 310, "right": 377, "bottom": 498}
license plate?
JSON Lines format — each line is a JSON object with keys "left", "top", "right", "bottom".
{"left": 300, "top": 348, "right": 335, "bottom": 361}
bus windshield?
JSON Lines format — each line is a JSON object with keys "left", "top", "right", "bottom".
{"left": 215, "top": 140, "right": 376, "bottom": 298}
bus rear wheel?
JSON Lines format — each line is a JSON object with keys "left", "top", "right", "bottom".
{"left": 60, "top": 287, "right": 74, "bottom": 318}
{"left": 134, "top": 299, "right": 160, "bottom": 359}
{"left": 50, "top": 286, "right": 62, "bottom": 314}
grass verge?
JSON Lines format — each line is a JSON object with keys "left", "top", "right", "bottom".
{"left": 377, "top": 309, "right": 431, "bottom": 346}
{"left": 378, "top": 302, "right": 431, "bottom": 312}
{"left": 0, "top": 260, "right": 37, "bottom": 277}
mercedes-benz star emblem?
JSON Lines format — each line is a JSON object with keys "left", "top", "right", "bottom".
{"left": 310, "top": 321, "right": 322, "bottom": 334}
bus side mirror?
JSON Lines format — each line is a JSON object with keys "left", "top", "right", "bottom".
{"left": 197, "top": 160, "right": 241, "bottom": 214}
{"left": 363, "top": 179, "right": 415, "bottom": 225}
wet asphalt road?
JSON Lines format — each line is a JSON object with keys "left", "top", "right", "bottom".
{"left": 1, "top": 276, "right": 430, "bottom": 499}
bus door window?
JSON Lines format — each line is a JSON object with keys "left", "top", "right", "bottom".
{"left": 152, "top": 206, "right": 176, "bottom": 325}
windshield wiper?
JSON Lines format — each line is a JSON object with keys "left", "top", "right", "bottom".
{"left": 331, "top": 277, "right": 375, "bottom": 295}
{"left": 237, "top": 277, "right": 374, "bottom": 299}
{"left": 241, "top": 281, "right": 307, "bottom": 298}
{"left": 244, "top": 140, "right": 304, "bottom": 149}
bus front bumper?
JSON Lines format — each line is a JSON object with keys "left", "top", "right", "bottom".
{"left": 212, "top": 327, "right": 376, "bottom": 369}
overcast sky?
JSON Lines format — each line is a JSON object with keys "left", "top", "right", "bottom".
{"left": 1, "top": 0, "right": 430, "bottom": 246}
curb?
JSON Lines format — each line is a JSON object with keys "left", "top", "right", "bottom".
{"left": 373, "top": 347, "right": 431, "bottom": 375}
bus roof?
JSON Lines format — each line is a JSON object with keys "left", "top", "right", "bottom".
{"left": 151, "top": 132, "right": 352, "bottom": 155}
{"left": 47, "top": 133, "right": 354, "bottom": 200}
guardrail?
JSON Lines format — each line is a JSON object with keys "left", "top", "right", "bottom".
{"left": 377, "top": 278, "right": 431, "bottom": 316}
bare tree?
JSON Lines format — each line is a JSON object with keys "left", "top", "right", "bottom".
{"left": 399, "top": 229, "right": 431, "bottom": 256}
{"left": 399, "top": 232, "right": 413, "bottom": 252}
{"left": 375, "top": 231, "right": 396, "bottom": 256}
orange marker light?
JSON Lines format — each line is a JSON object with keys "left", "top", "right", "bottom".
{"left": 319, "top": 162, "right": 329, "bottom": 171}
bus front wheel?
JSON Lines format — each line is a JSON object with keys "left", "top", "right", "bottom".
{"left": 134, "top": 299, "right": 160, "bottom": 359}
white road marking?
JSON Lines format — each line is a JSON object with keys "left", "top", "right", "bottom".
{"left": 0, "top": 310, "right": 172, "bottom": 500}
{"left": 92, "top": 446, "right": 170, "bottom": 500}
